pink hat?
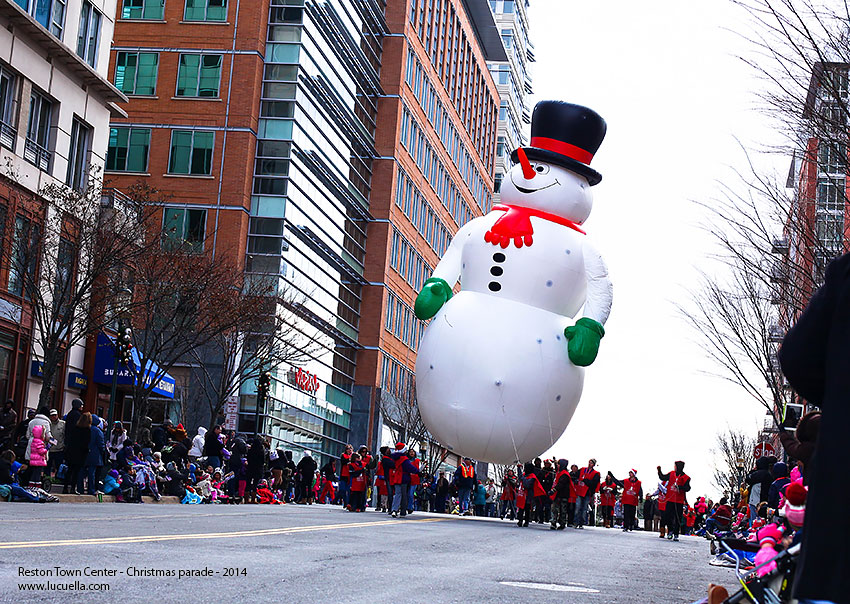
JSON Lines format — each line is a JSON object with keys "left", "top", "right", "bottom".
{"left": 756, "top": 524, "right": 784, "bottom": 546}
{"left": 395, "top": 442, "right": 406, "bottom": 450}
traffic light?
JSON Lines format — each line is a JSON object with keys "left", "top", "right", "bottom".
{"left": 257, "top": 370, "right": 272, "bottom": 398}
{"left": 116, "top": 324, "right": 133, "bottom": 365}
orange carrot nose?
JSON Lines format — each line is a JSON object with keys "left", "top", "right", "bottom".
{"left": 517, "top": 148, "right": 536, "bottom": 180}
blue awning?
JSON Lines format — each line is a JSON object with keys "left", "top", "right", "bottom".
{"left": 93, "top": 332, "right": 176, "bottom": 399}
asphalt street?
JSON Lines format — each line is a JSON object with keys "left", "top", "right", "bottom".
{"left": 0, "top": 503, "right": 734, "bottom": 603}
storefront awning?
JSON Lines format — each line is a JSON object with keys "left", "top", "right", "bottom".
{"left": 93, "top": 332, "right": 176, "bottom": 399}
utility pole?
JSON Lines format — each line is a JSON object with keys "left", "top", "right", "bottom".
{"left": 255, "top": 365, "right": 271, "bottom": 436}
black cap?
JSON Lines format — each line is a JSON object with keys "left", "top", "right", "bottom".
{"left": 72, "top": 399, "right": 84, "bottom": 409}
{"left": 511, "top": 100, "right": 607, "bottom": 186}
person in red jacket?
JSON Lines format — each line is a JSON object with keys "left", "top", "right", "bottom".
{"left": 408, "top": 453, "right": 421, "bottom": 514}
{"left": 619, "top": 469, "right": 642, "bottom": 532}
{"left": 517, "top": 462, "right": 546, "bottom": 527}
{"left": 348, "top": 453, "right": 367, "bottom": 512}
{"left": 655, "top": 485, "right": 668, "bottom": 538}
{"left": 684, "top": 506, "right": 696, "bottom": 535}
{"left": 339, "top": 444, "right": 353, "bottom": 507}
{"left": 658, "top": 461, "right": 690, "bottom": 541}
{"left": 598, "top": 472, "right": 619, "bottom": 528}
{"left": 549, "top": 459, "right": 573, "bottom": 530}
{"left": 574, "top": 459, "right": 600, "bottom": 529}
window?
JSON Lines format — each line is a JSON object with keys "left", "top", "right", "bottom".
{"left": 0, "top": 67, "right": 15, "bottom": 151}
{"left": 107, "top": 127, "right": 151, "bottom": 172}
{"left": 184, "top": 0, "right": 227, "bottom": 21}
{"left": 115, "top": 52, "right": 158, "bottom": 95}
{"left": 76, "top": 1, "right": 101, "bottom": 67}
{"left": 25, "top": 91, "right": 52, "bottom": 171}
{"left": 162, "top": 207, "right": 206, "bottom": 251}
{"left": 14, "top": 0, "right": 65, "bottom": 37}
{"left": 121, "top": 0, "right": 164, "bottom": 20}
{"left": 66, "top": 118, "right": 91, "bottom": 191}
{"left": 176, "top": 54, "right": 222, "bottom": 97}
{"left": 168, "top": 129, "right": 214, "bottom": 175}
{"left": 8, "top": 215, "right": 39, "bottom": 298}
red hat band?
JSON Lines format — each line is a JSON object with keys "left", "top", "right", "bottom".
{"left": 530, "top": 137, "right": 594, "bottom": 165}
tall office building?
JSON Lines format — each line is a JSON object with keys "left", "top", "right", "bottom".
{"left": 487, "top": 0, "right": 533, "bottom": 203}
{"left": 0, "top": 0, "right": 124, "bottom": 415}
{"left": 350, "top": 0, "right": 504, "bottom": 455}
{"left": 106, "top": 0, "right": 387, "bottom": 464}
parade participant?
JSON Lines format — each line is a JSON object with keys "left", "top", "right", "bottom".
{"left": 598, "top": 472, "right": 618, "bottom": 528}
{"left": 657, "top": 461, "right": 690, "bottom": 541}
{"left": 408, "top": 450, "right": 421, "bottom": 514}
{"left": 317, "top": 459, "right": 336, "bottom": 504}
{"left": 568, "top": 464, "right": 579, "bottom": 526}
{"left": 453, "top": 457, "right": 476, "bottom": 515}
{"left": 338, "top": 444, "right": 353, "bottom": 508}
{"left": 348, "top": 453, "right": 367, "bottom": 512}
{"left": 499, "top": 469, "right": 517, "bottom": 520}
{"left": 381, "top": 446, "right": 399, "bottom": 514}
{"left": 390, "top": 449, "right": 419, "bottom": 518}
{"left": 684, "top": 506, "right": 696, "bottom": 535}
{"left": 517, "top": 462, "right": 545, "bottom": 528}
{"left": 620, "top": 469, "right": 642, "bottom": 532}
{"left": 374, "top": 447, "right": 390, "bottom": 512}
{"left": 574, "top": 459, "right": 600, "bottom": 529}
{"left": 550, "top": 459, "right": 573, "bottom": 530}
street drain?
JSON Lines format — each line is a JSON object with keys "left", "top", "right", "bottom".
{"left": 499, "top": 580, "right": 600, "bottom": 593}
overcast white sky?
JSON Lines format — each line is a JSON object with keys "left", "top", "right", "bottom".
{"left": 528, "top": 0, "right": 788, "bottom": 497}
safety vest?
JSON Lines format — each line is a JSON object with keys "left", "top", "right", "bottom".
{"left": 599, "top": 481, "right": 617, "bottom": 507}
{"left": 575, "top": 468, "right": 599, "bottom": 497}
{"left": 665, "top": 471, "right": 689, "bottom": 504}
{"left": 460, "top": 463, "right": 474, "bottom": 479}
{"left": 410, "top": 458, "right": 421, "bottom": 485}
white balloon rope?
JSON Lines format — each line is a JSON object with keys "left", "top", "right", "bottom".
{"left": 502, "top": 396, "right": 521, "bottom": 465}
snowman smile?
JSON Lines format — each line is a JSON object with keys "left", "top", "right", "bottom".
{"left": 513, "top": 178, "right": 560, "bottom": 195}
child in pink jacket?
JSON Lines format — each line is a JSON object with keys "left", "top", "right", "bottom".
{"left": 27, "top": 424, "right": 48, "bottom": 486}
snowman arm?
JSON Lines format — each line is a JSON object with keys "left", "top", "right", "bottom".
{"left": 582, "top": 241, "right": 613, "bottom": 325}
{"left": 429, "top": 219, "right": 477, "bottom": 288}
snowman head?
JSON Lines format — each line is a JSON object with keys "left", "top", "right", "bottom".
{"left": 499, "top": 155, "right": 594, "bottom": 224}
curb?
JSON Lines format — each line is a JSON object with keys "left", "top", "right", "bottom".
{"left": 0, "top": 494, "right": 182, "bottom": 504}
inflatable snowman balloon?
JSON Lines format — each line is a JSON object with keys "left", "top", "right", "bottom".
{"left": 413, "top": 101, "right": 613, "bottom": 465}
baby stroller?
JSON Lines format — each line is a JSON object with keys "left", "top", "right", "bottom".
{"left": 718, "top": 538, "right": 801, "bottom": 603}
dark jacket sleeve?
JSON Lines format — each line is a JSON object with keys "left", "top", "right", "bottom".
{"left": 610, "top": 475, "right": 624, "bottom": 488}
{"left": 779, "top": 254, "right": 850, "bottom": 407}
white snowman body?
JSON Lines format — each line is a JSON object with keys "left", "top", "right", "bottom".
{"left": 415, "top": 161, "right": 612, "bottom": 464}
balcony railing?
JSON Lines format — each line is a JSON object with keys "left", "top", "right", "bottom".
{"left": 768, "top": 324, "right": 785, "bottom": 342}
{"left": 0, "top": 120, "right": 15, "bottom": 152}
{"left": 23, "top": 138, "right": 50, "bottom": 172}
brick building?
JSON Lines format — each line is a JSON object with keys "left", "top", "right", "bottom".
{"left": 105, "top": 0, "right": 387, "bottom": 463}
{"left": 0, "top": 0, "right": 124, "bottom": 419}
{"left": 350, "top": 0, "right": 505, "bottom": 455}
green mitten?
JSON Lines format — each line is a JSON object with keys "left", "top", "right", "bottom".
{"left": 564, "top": 318, "right": 605, "bottom": 366}
{"left": 414, "top": 278, "right": 453, "bottom": 320}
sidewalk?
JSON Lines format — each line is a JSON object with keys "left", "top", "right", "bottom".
{"left": 0, "top": 493, "right": 181, "bottom": 504}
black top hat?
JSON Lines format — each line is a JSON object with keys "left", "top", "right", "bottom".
{"left": 511, "top": 101, "right": 607, "bottom": 186}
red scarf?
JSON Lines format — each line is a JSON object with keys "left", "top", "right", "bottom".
{"left": 484, "top": 204, "right": 586, "bottom": 249}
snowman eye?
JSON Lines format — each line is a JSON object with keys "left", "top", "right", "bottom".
{"left": 534, "top": 165, "right": 550, "bottom": 174}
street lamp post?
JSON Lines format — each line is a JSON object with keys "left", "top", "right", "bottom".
{"left": 107, "top": 320, "right": 133, "bottom": 427}
{"left": 255, "top": 365, "right": 271, "bottom": 436}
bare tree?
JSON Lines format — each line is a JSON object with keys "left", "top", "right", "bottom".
{"left": 187, "top": 284, "right": 323, "bottom": 431}
{"left": 681, "top": 0, "right": 850, "bottom": 427}
{"left": 123, "top": 245, "right": 250, "bottom": 438}
{"left": 0, "top": 168, "right": 156, "bottom": 410}
{"left": 711, "top": 427, "right": 758, "bottom": 500}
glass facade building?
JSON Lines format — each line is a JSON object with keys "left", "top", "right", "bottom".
{"left": 243, "top": 0, "right": 387, "bottom": 465}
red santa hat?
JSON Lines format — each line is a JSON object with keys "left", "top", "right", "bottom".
{"left": 629, "top": 469, "right": 637, "bottom": 475}
{"left": 782, "top": 480, "right": 807, "bottom": 528}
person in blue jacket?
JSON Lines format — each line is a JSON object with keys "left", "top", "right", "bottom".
{"left": 391, "top": 449, "right": 419, "bottom": 518}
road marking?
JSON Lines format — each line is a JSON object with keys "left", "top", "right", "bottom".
{"left": 0, "top": 518, "right": 445, "bottom": 549}
{"left": 499, "top": 581, "right": 600, "bottom": 594}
